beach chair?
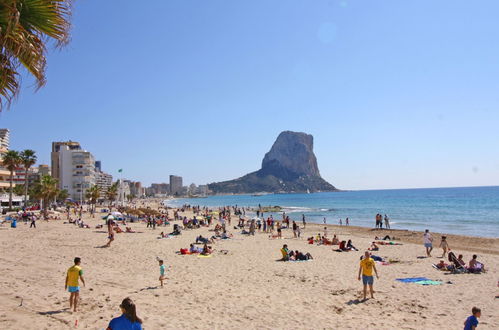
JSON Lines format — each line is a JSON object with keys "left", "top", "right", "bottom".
{"left": 448, "top": 252, "right": 467, "bottom": 273}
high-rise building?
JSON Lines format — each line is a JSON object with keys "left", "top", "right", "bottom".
{"left": 0, "top": 129, "right": 12, "bottom": 190}
{"left": 95, "top": 171, "right": 113, "bottom": 192}
{"left": 57, "top": 145, "right": 96, "bottom": 201}
{"left": 51, "top": 141, "right": 81, "bottom": 184}
{"left": 169, "top": 175, "right": 183, "bottom": 195}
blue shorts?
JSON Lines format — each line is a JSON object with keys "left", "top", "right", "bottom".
{"left": 424, "top": 243, "right": 432, "bottom": 248}
{"left": 362, "top": 275, "right": 374, "bottom": 285}
{"left": 68, "top": 286, "right": 80, "bottom": 293}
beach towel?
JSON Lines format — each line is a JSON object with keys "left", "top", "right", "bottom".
{"left": 198, "top": 254, "right": 212, "bottom": 258}
{"left": 396, "top": 277, "right": 430, "bottom": 283}
{"left": 416, "top": 280, "right": 442, "bottom": 285}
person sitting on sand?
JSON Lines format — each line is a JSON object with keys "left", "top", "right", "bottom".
{"left": 347, "top": 240, "right": 358, "bottom": 251}
{"left": 125, "top": 227, "right": 135, "bottom": 233}
{"left": 436, "top": 260, "right": 450, "bottom": 270}
{"left": 322, "top": 236, "right": 333, "bottom": 245}
{"left": 331, "top": 234, "right": 339, "bottom": 245}
{"left": 457, "top": 254, "right": 466, "bottom": 267}
{"left": 114, "top": 226, "right": 123, "bottom": 233}
{"left": 281, "top": 244, "right": 290, "bottom": 261}
{"left": 369, "top": 242, "right": 379, "bottom": 251}
{"left": 468, "top": 255, "right": 486, "bottom": 273}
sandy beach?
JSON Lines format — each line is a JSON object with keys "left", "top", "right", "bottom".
{"left": 0, "top": 201, "right": 497, "bottom": 329}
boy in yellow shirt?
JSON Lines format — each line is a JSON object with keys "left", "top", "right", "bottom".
{"left": 358, "top": 251, "right": 379, "bottom": 300}
{"left": 65, "top": 257, "right": 85, "bottom": 312}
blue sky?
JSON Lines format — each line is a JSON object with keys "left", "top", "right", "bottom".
{"left": 1, "top": 0, "right": 499, "bottom": 189}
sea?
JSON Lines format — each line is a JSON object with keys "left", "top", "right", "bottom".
{"left": 165, "top": 186, "right": 499, "bottom": 238}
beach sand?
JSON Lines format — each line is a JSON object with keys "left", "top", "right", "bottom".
{"left": 0, "top": 202, "right": 497, "bottom": 329}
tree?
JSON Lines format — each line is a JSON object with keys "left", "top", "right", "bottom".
{"left": 20, "top": 149, "right": 37, "bottom": 207}
{"left": 34, "top": 175, "right": 59, "bottom": 215}
{"left": 0, "top": 0, "right": 73, "bottom": 110}
{"left": 126, "top": 194, "right": 135, "bottom": 203}
{"left": 85, "top": 184, "right": 100, "bottom": 216}
{"left": 57, "top": 188, "right": 68, "bottom": 202}
{"left": 13, "top": 183, "right": 24, "bottom": 196}
{"left": 1, "top": 150, "right": 21, "bottom": 210}
{"left": 106, "top": 182, "right": 118, "bottom": 211}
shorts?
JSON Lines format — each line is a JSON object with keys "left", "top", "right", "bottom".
{"left": 68, "top": 286, "right": 80, "bottom": 293}
{"left": 424, "top": 243, "right": 432, "bottom": 248}
{"left": 362, "top": 275, "right": 374, "bottom": 285}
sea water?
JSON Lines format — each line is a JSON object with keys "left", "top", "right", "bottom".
{"left": 166, "top": 186, "right": 499, "bottom": 238}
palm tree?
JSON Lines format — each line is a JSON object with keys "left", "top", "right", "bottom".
{"left": 106, "top": 182, "right": 118, "bottom": 211}
{"left": 1, "top": 150, "right": 21, "bottom": 210}
{"left": 85, "top": 184, "right": 100, "bottom": 216}
{"left": 35, "top": 175, "right": 59, "bottom": 215}
{"left": 20, "top": 149, "right": 37, "bottom": 207}
{"left": 57, "top": 188, "right": 68, "bottom": 202}
{"left": 0, "top": 0, "right": 72, "bottom": 110}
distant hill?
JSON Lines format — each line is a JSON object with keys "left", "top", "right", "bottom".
{"left": 208, "top": 131, "right": 338, "bottom": 194}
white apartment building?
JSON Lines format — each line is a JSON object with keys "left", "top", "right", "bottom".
{"left": 58, "top": 145, "right": 96, "bottom": 201}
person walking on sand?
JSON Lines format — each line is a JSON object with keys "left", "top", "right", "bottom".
{"left": 439, "top": 236, "right": 450, "bottom": 258}
{"left": 65, "top": 257, "right": 85, "bottom": 312}
{"left": 29, "top": 214, "right": 37, "bottom": 228}
{"left": 158, "top": 259, "right": 165, "bottom": 287}
{"left": 106, "top": 215, "right": 115, "bottom": 247}
{"left": 423, "top": 229, "right": 433, "bottom": 257}
{"left": 358, "top": 251, "right": 379, "bottom": 300}
{"left": 302, "top": 214, "right": 306, "bottom": 228}
{"left": 384, "top": 214, "right": 390, "bottom": 229}
{"left": 463, "top": 306, "right": 481, "bottom": 330}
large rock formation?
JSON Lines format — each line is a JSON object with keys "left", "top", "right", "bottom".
{"left": 208, "top": 131, "right": 337, "bottom": 194}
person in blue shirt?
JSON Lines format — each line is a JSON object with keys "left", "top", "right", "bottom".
{"left": 463, "top": 306, "right": 481, "bottom": 330}
{"left": 107, "top": 297, "right": 142, "bottom": 330}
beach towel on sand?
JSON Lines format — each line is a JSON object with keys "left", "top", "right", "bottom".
{"left": 198, "top": 255, "right": 212, "bottom": 258}
{"left": 396, "top": 277, "right": 442, "bottom": 285}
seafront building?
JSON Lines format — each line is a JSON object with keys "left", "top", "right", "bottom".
{"left": 169, "top": 175, "right": 183, "bottom": 195}
{"left": 57, "top": 144, "right": 96, "bottom": 201}
{"left": 0, "top": 129, "right": 12, "bottom": 191}
{"left": 51, "top": 141, "right": 81, "bottom": 184}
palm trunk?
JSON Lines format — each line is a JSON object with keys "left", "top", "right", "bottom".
{"left": 8, "top": 170, "right": 13, "bottom": 211}
{"left": 24, "top": 167, "right": 29, "bottom": 209}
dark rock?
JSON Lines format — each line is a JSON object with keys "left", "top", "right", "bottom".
{"left": 208, "top": 131, "right": 337, "bottom": 193}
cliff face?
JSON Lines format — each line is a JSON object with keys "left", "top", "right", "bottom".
{"left": 208, "top": 131, "right": 337, "bottom": 194}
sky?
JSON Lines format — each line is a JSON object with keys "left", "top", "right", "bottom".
{"left": 1, "top": 0, "right": 499, "bottom": 190}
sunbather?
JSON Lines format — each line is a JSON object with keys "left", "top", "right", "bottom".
{"left": 468, "top": 255, "right": 486, "bottom": 273}
{"left": 369, "top": 242, "right": 379, "bottom": 251}
{"left": 280, "top": 244, "right": 290, "bottom": 261}
{"left": 201, "top": 243, "right": 213, "bottom": 255}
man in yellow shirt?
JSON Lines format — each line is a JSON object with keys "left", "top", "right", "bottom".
{"left": 358, "top": 251, "right": 379, "bottom": 300}
{"left": 65, "top": 257, "right": 85, "bottom": 312}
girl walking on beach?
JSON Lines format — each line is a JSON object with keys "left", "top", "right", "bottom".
{"left": 107, "top": 298, "right": 143, "bottom": 330}
{"left": 439, "top": 236, "right": 450, "bottom": 258}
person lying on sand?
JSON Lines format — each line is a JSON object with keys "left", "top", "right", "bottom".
{"left": 201, "top": 243, "right": 213, "bottom": 255}
{"left": 189, "top": 244, "right": 202, "bottom": 254}
{"left": 290, "top": 250, "right": 313, "bottom": 261}
{"left": 125, "top": 227, "right": 135, "bottom": 233}
{"left": 196, "top": 235, "right": 214, "bottom": 244}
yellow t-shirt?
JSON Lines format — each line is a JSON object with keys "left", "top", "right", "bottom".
{"left": 66, "top": 265, "right": 83, "bottom": 287}
{"left": 360, "top": 258, "right": 375, "bottom": 276}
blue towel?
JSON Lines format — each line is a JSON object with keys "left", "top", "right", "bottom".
{"left": 396, "top": 277, "right": 429, "bottom": 283}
